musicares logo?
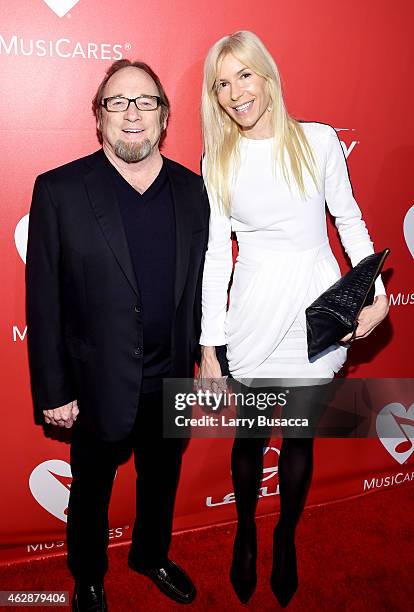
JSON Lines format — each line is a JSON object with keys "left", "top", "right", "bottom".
{"left": 29, "top": 460, "right": 72, "bottom": 523}
{"left": 14, "top": 214, "right": 29, "bottom": 264}
{"left": 43, "top": 0, "right": 80, "bottom": 17}
{"left": 376, "top": 403, "right": 414, "bottom": 465}
{"left": 403, "top": 204, "right": 414, "bottom": 259}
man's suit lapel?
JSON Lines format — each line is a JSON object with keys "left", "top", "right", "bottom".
{"left": 164, "top": 158, "right": 194, "bottom": 309}
{"left": 84, "top": 150, "right": 139, "bottom": 296}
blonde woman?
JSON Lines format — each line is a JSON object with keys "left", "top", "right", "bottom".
{"left": 198, "top": 31, "right": 389, "bottom": 606}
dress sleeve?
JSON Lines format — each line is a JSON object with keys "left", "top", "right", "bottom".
{"left": 324, "top": 126, "right": 386, "bottom": 296}
{"left": 199, "top": 182, "right": 233, "bottom": 346}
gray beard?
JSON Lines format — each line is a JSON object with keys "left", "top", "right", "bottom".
{"left": 114, "top": 138, "right": 152, "bottom": 163}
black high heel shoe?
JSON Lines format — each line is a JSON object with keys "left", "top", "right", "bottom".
{"left": 270, "top": 524, "right": 298, "bottom": 607}
{"left": 230, "top": 524, "right": 257, "bottom": 604}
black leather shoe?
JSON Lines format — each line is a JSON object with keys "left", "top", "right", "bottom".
{"left": 230, "top": 525, "right": 257, "bottom": 604}
{"left": 128, "top": 556, "right": 196, "bottom": 604}
{"left": 271, "top": 525, "right": 298, "bottom": 608}
{"left": 72, "top": 582, "right": 107, "bottom": 612}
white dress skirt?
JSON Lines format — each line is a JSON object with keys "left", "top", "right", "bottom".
{"left": 199, "top": 123, "right": 386, "bottom": 387}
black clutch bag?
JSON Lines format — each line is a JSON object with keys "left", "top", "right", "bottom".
{"left": 305, "top": 248, "right": 390, "bottom": 359}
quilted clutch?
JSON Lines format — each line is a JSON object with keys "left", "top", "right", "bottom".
{"left": 305, "top": 249, "right": 390, "bottom": 359}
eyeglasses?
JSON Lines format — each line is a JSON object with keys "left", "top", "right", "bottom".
{"left": 101, "top": 95, "right": 162, "bottom": 112}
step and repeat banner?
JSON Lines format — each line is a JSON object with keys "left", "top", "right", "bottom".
{"left": 1, "top": 0, "right": 413, "bottom": 564}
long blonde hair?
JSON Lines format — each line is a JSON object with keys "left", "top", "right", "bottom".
{"left": 201, "top": 31, "right": 319, "bottom": 213}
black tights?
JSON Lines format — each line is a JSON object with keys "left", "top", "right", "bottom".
{"left": 231, "top": 436, "right": 314, "bottom": 533}
{"left": 229, "top": 383, "right": 330, "bottom": 605}
{"left": 231, "top": 384, "right": 328, "bottom": 532}
{"left": 277, "top": 436, "right": 314, "bottom": 531}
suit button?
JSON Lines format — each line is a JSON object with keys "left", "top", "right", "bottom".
{"left": 134, "top": 305, "right": 141, "bottom": 313}
{"left": 134, "top": 346, "right": 143, "bottom": 357}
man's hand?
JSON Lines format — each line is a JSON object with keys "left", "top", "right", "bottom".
{"left": 43, "top": 400, "right": 79, "bottom": 428}
{"left": 341, "top": 294, "right": 389, "bottom": 342}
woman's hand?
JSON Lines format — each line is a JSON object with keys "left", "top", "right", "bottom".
{"left": 341, "top": 294, "right": 389, "bottom": 342}
{"left": 196, "top": 346, "right": 227, "bottom": 393}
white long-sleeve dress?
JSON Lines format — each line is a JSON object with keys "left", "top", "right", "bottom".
{"left": 199, "top": 123, "right": 386, "bottom": 386}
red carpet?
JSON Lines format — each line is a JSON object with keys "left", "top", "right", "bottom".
{"left": 1, "top": 484, "right": 413, "bottom": 611}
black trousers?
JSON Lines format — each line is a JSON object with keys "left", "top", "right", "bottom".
{"left": 67, "top": 391, "right": 184, "bottom": 582}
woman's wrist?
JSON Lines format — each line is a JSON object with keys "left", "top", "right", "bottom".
{"left": 373, "top": 294, "right": 389, "bottom": 316}
{"left": 201, "top": 346, "right": 218, "bottom": 360}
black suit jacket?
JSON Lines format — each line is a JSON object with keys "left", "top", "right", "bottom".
{"left": 26, "top": 149, "right": 209, "bottom": 441}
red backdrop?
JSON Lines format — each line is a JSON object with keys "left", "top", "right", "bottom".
{"left": 1, "top": 0, "right": 413, "bottom": 564}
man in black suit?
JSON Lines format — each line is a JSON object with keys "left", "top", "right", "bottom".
{"left": 26, "top": 60, "right": 209, "bottom": 611}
